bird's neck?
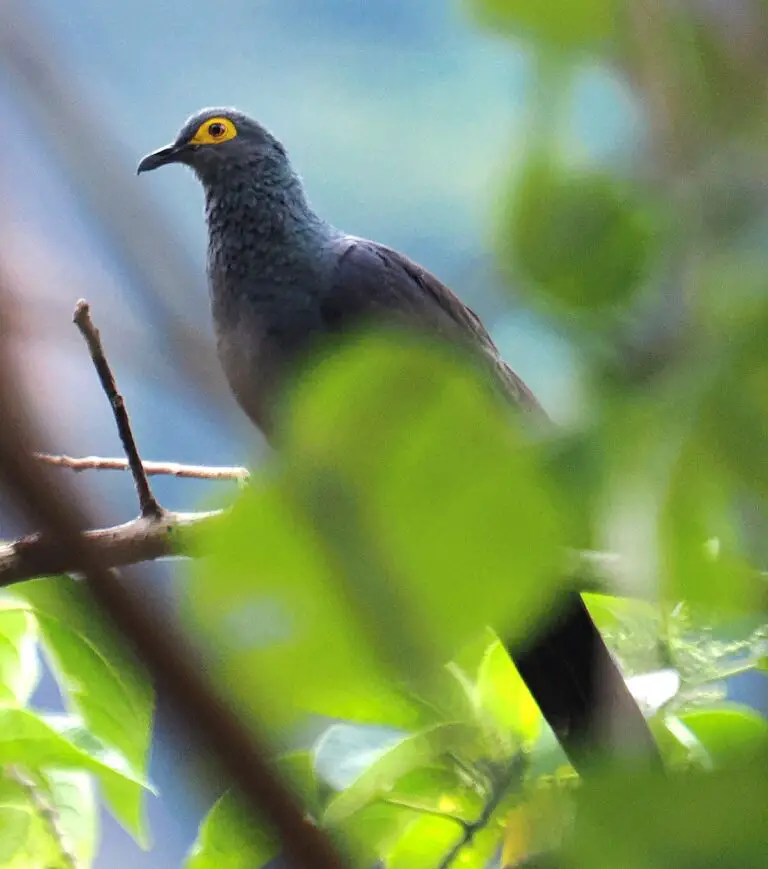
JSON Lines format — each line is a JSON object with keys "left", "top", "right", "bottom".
{"left": 202, "top": 160, "right": 334, "bottom": 274}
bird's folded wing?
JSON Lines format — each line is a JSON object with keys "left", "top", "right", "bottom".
{"left": 323, "top": 236, "right": 545, "bottom": 415}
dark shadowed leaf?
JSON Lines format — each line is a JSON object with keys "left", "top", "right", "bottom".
{"left": 501, "top": 158, "right": 658, "bottom": 312}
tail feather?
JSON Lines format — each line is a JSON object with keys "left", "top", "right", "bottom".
{"left": 510, "top": 592, "right": 661, "bottom": 771}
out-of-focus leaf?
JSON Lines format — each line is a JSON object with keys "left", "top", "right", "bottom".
{"left": 502, "top": 158, "right": 658, "bottom": 312}
{"left": 184, "top": 791, "right": 278, "bottom": 869}
{"left": 468, "top": 0, "right": 620, "bottom": 52}
{"left": 476, "top": 639, "right": 542, "bottom": 752}
{"left": 650, "top": 715, "right": 712, "bottom": 770}
{"left": 566, "top": 762, "right": 768, "bottom": 867}
{"left": 0, "top": 769, "right": 94, "bottom": 869}
{"left": 188, "top": 480, "right": 428, "bottom": 732}
{"left": 284, "top": 335, "right": 564, "bottom": 661}
{"left": 387, "top": 812, "right": 501, "bottom": 869}
{"left": 322, "top": 722, "right": 484, "bottom": 826}
{"left": 386, "top": 766, "right": 485, "bottom": 822}
{"left": 0, "top": 595, "right": 39, "bottom": 706}
{"left": 189, "top": 336, "right": 563, "bottom": 732}
{"left": 333, "top": 802, "right": 415, "bottom": 867}
{"left": 675, "top": 705, "right": 768, "bottom": 766}
{"left": 13, "top": 577, "right": 153, "bottom": 844}
{"left": 661, "top": 433, "right": 758, "bottom": 611}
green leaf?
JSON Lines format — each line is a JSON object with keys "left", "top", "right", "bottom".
{"left": 386, "top": 814, "right": 463, "bottom": 869}
{"left": 476, "top": 639, "right": 542, "bottom": 752}
{"left": 188, "top": 480, "right": 428, "bottom": 732}
{"left": 321, "top": 723, "right": 484, "bottom": 826}
{"left": 284, "top": 335, "right": 564, "bottom": 662}
{"left": 0, "top": 595, "right": 39, "bottom": 706}
{"left": 502, "top": 158, "right": 658, "bottom": 312}
{"left": 333, "top": 802, "right": 416, "bottom": 866}
{"left": 567, "top": 761, "right": 768, "bottom": 867}
{"left": 184, "top": 791, "right": 279, "bottom": 869}
{"left": 13, "top": 577, "right": 154, "bottom": 843}
{"left": 189, "top": 336, "right": 563, "bottom": 732}
{"left": 675, "top": 706, "right": 768, "bottom": 766}
{"left": 469, "top": 0, "right": 621, "bottom": 51}
{"left": 384, "top": 765, "right": 485, "bottom": 822}
{"left": 0, "top": 709, "right": 150, "bottom": 791}
{"left": 42, "top": 769, "right": 98, "bottom": 869}
{"left": 387, "top": 812, "right": 502, "bottom": 869}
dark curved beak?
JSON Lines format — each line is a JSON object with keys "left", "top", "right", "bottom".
{"left": 137, "top": 143, "right": 184, "bottom": 174}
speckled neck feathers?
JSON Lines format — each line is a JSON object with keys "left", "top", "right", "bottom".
{"left": 199, "top": 150, "right": 336, "bottom": 306}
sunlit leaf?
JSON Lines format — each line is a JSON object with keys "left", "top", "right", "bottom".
{"left": 184, "top": 791, "right": 278, "bottom": 869}
{"left": 0, "top": 595, "right": 39, "bottom": 706}
{"left": 476, "top": 639, "right": 542, "bottom": 752}
{"left": 14, "top": 577, "right": 154, "bottom": 844}
{"left": 675, "top": 705, "right": 768, "bottom": 766}
{"left": 322, "top": 722, "right": 484, "bottom": 826}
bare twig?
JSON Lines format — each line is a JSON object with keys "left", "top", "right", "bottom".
{"left": 0, "top": 285, "right": 346, "bottom": 869}
{"left": 438, "top": 756, "right": 525, "bottom": 869}
{"left": 73, "top": 300, "right": 162, "bottom": 518}
{"left": 0, "top": 509, "right": 220, "bottom": 587}
{"left": 35, "top": 452, "right": 249, "bottom": 481}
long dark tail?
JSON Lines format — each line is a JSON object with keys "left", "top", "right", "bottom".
{"left": 509, "top": 592, "right": 661, "bottom": 771}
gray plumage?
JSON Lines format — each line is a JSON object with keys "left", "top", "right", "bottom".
{"left": 138, "top": 108, "right": 659, "bottom": 771}
{"left": 139, "top": 107, "right": 543, "bottom": 438}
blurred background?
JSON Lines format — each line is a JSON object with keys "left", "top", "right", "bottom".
{"left": 2, "top": 0, "right": 766, "bottom": 866}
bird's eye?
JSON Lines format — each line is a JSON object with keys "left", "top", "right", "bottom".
{"left": 189, "top": 116, "right": 238, "bottom": 145}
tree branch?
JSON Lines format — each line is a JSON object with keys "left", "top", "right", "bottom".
{"left": 34, "top": 452, "right": 249, "bottom": 481}
{"left": 73, "top": 299, "right": 162, "bottom": 518}
{"left": 0, "top": 287, "right": 347, "bottom": 869}
{"left": 0, "top": 509, "right": 220, "bottom": 587}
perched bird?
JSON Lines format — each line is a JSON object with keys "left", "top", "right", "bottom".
{"left": 138, "top": 108, "right": 658, "bottom": 769}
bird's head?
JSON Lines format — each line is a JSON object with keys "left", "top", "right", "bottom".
{"left": 137, "top": 108, "right": 286, "bottom": 180}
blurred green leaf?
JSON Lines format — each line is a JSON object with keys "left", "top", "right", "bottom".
{"left": 184, "top": 791, "right": 278, "bottom": 869}
{"left": 322, "top": 722, "right": 484, "bottom": 826}
{"left": 387, "top": 811, "right": 501, "bottom": 869}
{"left": 661, "top": 429, "right": 759, "bottom": 611}
{"left": 501, "top": 158, "right": 658, "bottom": 312}
{"left": 13, "top": 577, "right": 153, "bottom": 844}
{"left": 476, "top": 639, "right": 542, "bottom": 752}
{"left": 284, "top": 335, "right": 564, "bottom": 659}
{"left": 0, "top": 767, "right": 96, "bottom": 869}
{"left": 189, "top": 336, "right": 563, "bottom": 732}
{"left": 567, "top": 761, "right": 768, "bottom": 867}
{"left": 676, "top": 705, "right": 768, "bottom": 766}
{"left": 469, "top": 0, "right": 620, "bottom": 51}
{"left": 188, "top": 480, "right": 428, "bottom": 732}
{"left": 385, "top": 765, "right": 485, "bottom": 822}
{"left": 0, "top": 596, "right": 39, "bottom": 706}
{"left": 333, "top": 802, "right": 415, "bottom": 867}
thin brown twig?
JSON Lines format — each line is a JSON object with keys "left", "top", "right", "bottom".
{"left": 73, "top": 300, "right": 162, "bottom": 518}
{"left": 34, "top": 452, "right": 249, "bottom": 481}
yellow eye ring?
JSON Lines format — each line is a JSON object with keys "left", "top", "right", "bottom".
{"left": 190, "top": 116, "right": 238, "bottom": 146}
